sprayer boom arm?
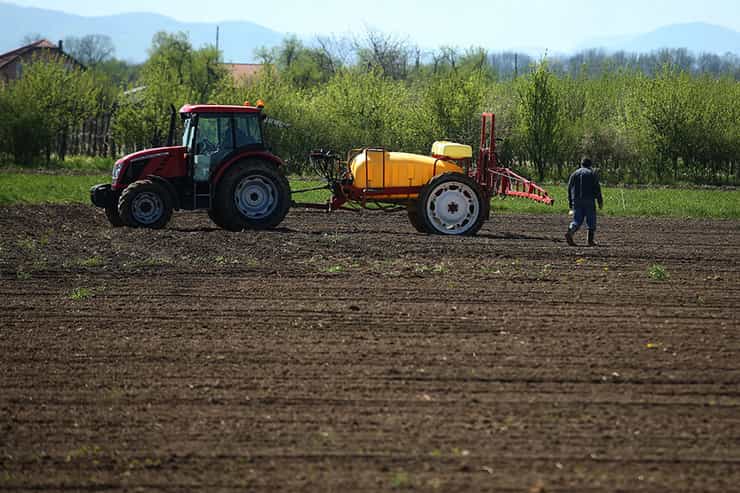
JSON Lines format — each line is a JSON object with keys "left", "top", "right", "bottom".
{"left": 476, "top": 113, "right": 554, "bottom": 206}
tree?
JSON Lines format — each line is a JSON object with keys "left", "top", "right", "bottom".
{"left": 147, "top": 31, "right": 194, "bottom": 85}
{"left": 517, "top": 60, "right": 561, "bottom": 181}
{"left": 489, "top": 52, "right": 532, "bottom": 80}
{"left": 354, "top": 30, "right": 411, "bottom": 80}
{"left": 636, "top": 66, "right": 692, "bottom": 181}
{"left": 255, "top": 36, "right": 341, "bottom": 88}
{"left": 95, "top": 59, "right": 141, "bottom": 88}
{"left": 113, "top": 31, "right": 226, "bottom": 152}
{"left": 434, "top": 46, "right": 459, "bottom": 73}
{"left": 144, "top": 31, "right": 225, "bottom": 103}
{"left": 459, "top": 48, "right": 494, "bottom": 78}
{"left": 64, "top": 34, "right": 115, "bottom": 67}
{"left": 0, "top": 57, "right": 100, "bottom": 162}
{"left": 422, "top": 71, "right": 487, "bottom": 148}
{"left": 315, "top": 35, "right": 352, "bottom": 71}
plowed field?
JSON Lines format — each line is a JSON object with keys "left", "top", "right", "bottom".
{"left": 1, "top": 205, "right": 738, "bottom": 492}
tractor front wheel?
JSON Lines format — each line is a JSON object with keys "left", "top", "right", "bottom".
{"left": 418, "top": 173, "right": 487, "bottom": 236}
{"left": 117, "top": 180, "right": 173, "bottom": 229}
{"left": 215, "top": 160, "right": 290, "bottom": 231}
{"left": 105, "top": 201, "right": 124, "bottom": 227}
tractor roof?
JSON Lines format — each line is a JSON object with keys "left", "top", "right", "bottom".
{"left": 179, "top": 104, "right": 262, "bottom": 114}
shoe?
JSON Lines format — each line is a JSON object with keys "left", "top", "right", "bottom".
{"left": 565, "top": 230, "right": 576, "bottom": 246}
{"left": 587, "top": 230, "right": 596, "bottom": 247}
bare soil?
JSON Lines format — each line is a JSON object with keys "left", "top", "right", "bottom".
{"left": 1, "top": 205, "right": 738, "bottom": 492}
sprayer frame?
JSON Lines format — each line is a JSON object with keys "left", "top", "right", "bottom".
{"left": 296, "top": 113, "right": 554, "bottom": 214}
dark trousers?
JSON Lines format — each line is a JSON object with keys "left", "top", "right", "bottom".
{"left": 569, "top": 205, "right": 597, "bottom": 232}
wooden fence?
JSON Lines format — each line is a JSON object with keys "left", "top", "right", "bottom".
{"left": 65, "top": 112, "right": 117, "bottom": 158}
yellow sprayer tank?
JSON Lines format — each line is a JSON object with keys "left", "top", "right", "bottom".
{"left": 350, "top": 148, "right": 464, "bottom": 199}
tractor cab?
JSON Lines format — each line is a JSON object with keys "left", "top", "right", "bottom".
{"left": 180, "top": 103, "right": 267, "bottom": 184}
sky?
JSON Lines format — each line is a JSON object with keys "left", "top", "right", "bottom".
{"left": 7, "top": 0, "right": 740, "bottom": 52}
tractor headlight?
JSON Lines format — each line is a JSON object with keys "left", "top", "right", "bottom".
{"left": 111, "top": 162, "right": 124, "bottom": 182}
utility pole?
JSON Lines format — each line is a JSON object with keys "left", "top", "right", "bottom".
{"left": 216, "top": 26, "right": 220, "bottom": 52}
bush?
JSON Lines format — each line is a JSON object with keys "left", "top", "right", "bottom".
{"left": 0, "top": 56, "right": 101, "bottom": 165}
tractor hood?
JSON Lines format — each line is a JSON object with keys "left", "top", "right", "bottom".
{"left": 116, "top": 146, "right": 186, "bottom": 165}
{"left": 112, "top": 146, "right": 187, "bottom": 187}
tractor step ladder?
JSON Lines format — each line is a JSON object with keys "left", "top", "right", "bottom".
{"left": 194, "top": 180, "right": 211, "bottom": 209}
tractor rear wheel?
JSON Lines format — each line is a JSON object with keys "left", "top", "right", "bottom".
{"left": 418, "top": 173, "right": 487, "bottom": 236}
{"left": 207, "top": 207, "right": 230, "bottom": 229}
{"left": 214, "top": 160, "right": 290, "bottom": 231}
{"left": 406, "top": 200, "right": 429, "bottom": 233}
{"left": 117, "top": 179, "right": 173, "bottom": 229}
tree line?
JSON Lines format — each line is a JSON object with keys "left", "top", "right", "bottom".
{"left": 0, "top": 31, "right": 738, "bottom": 185}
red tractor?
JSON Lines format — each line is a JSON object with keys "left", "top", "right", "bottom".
{"left": 91, "top": 102, "right": 291, "bottom": 231}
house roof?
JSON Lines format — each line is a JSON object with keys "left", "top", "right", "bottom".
{"left": 0, "top": 39, "right": 60, "bottom": 70}
{"left": 223, "top": 63, "right": 263, "bottom": 80}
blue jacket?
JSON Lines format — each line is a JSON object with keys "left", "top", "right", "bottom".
{"left": 568, "top": 166, "right": 603, "bottom": 209}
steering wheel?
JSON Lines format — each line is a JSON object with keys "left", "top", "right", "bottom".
{"left": 200, "top": 139, "right": 217, "bottom": 154}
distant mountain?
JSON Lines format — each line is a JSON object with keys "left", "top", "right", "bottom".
{"left": 0, "top": 2, "right": 284, "bottom": 63}
{"left": 2, "top": 2, "right": 738, "bottom": 64}
{"left": 579, "top": 23, "right": 740, "bottom": 55}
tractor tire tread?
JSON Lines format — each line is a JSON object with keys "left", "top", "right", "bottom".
{"left": 214, "top": 160, "right": 290, "bottom": 231}
{"left": 117, "top": 179, "right": 174, "bottom": 229}
{"left": 105, "top": 201, "right": 125, "bottom": 227}
{"left": 407, "top": 200, "right": 429, "bottom": 233}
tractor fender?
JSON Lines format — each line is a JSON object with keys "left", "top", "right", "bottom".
{"left": 146, "top": 175, "right": 181, "bottom": 210}
{"left": 211, "top": 151, "right": 286, "bottom": 188}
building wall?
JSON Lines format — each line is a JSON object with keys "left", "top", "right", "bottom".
{"left": 0, "top": 59, "right": 21, "bottom": 83}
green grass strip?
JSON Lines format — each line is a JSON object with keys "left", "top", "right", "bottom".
{"left": 1, "top": 173, "right": 737, "bottom": 219}
{"left": 500, "top": 185, "right": 739, "bottom": 219}
{"left": 291, "top": 180, "right": 739, "bottom": 220}
{"left": 0, "top": 173, "right": 110, "bottom": 205}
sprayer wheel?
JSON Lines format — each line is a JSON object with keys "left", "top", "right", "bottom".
{"left": 419, "top": 173, "right": 487, "bottom": 236}
{"left": 407, "top": 200, "right": 429, "bottom": 233}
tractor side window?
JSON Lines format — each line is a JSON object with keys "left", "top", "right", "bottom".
{"left": 234, "top": 115, "right": 262, "bottom": 148}
{"left": 193, "top": 115, "right": 235, "bottom": 182}
{"left": 195, "top": 117, "right": 219, "bottom": 155}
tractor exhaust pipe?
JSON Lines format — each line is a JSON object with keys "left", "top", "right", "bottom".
{"left": 166, "top": 104, "right": 177, "bottom": 147}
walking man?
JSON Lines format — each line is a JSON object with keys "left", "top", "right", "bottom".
{"left": 565, "top": 158, "right": 603, "bottom": 247}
